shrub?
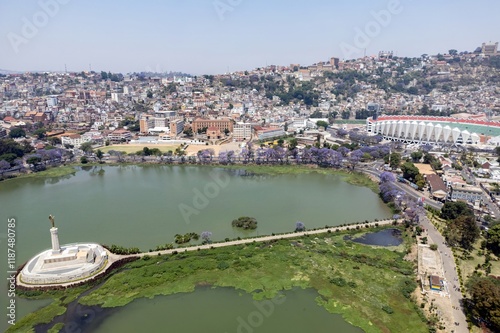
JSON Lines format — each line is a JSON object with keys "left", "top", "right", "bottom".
{"left": 329, "top": 276, "right": 347, "bottom": 287}
{"left": 217, "top": 261, "right": 230, "bottom": 270}
{"left": 232, "top": 216, "right": 258, "bottom": 230}
{"left": 382, "top": 305, "right": 394, "bottom": 314}
{"left": 430, "top": 244, "right": 438, "bottom": 251}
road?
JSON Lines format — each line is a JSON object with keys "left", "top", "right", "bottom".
{"left": 360, "top": 166, "right": 443, "bottom": 211}
{"left": 418, "top": 212, "right": 469, "bottom": 332}
{"left": 360, "top": 165, "right": 468, "bottom": 332}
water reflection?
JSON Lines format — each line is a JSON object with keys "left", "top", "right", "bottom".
{"left": 344, "top": 228, "right": 403, "bottom": 246}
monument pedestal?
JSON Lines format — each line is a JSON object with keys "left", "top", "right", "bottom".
{"left": 50, "top": 227, "right": 61, "bottom": 254}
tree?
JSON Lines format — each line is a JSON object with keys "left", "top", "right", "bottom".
{"left": 96, "top": 149, "right": 104, "bottom": 162}
{"left": 401, "top": 162, "right": 420, "bottom": 182}
{"left": 316, "top": 120, "right": 328, "bottom": 129}
{"left": 0, "top": 159, "right": 11, "bottom": 170}
{"left": 33, "top": 128, "right": 47, "bottom": 139}
{"left": 48, "top": 137, "right": 61, "bottom": 145}
{"left": 446, "top": 215, "right": 479, "bottom": 250}
{"left": 0, "top": 153, "right": 17, "bottom": 164}
{"left": 466, "top": 276, "right": 500, "bottom": 331}
{"left": 486, "top": 224, "right": 500, "bottom": 255}
{"left": 295, "top": 221, "right": 306, "bottom": 232}
{"left": 288, "top": 138, "right": 298, "bottom": 151}
{"left": 441, "top": 201, "right": 473, "bottom": 221}
{"left": 80, "top": 142, "right": 93, "bottom": 154}
{"left": 26, "top": 155, "right": 42, "bottom": 166}
{"left": 384, "top": 152, "right": 401, "bottom": 169}
{"left": 9, "top": 127, "right": 26, "bottom": 138}
{"left": 410, "top": 150, "right": 423, "bottom": 162}
{"left": 232, "top": 216, "right": 258, "bottom": 230}
{"left": 448, "top": 49, "right": 458, "bottom": 56}
{"left": 201, "top": 231, "right": 212, "bottom": 244}
{"left": 415, "top": 173, "right": 426, "bottom": 190}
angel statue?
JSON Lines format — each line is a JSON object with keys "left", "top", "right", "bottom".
{"left": 49, "top": 215, "right": 55, "bottom": 228}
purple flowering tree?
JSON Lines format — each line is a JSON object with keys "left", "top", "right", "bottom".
{"left": 337, "top": 146, "right": 351, "bottom": 157}
{"left": 0, "top": 160, "right": 11, "bottom": 172}
{"left": 348, "top": 149, "right": 364, "bottom": 169}
{"left": 295, "top": 221, "right": 306, "bottom": 232}
{"left": 201, "top": 231, "right": 212, "bottom": 244}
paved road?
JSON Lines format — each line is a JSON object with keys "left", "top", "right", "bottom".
{"left": 361, "top": 166, "right": 467, "bottom": 331}
{"left": 418, "top": 212, "right": 469, "bottom": 332}
{"left": 360, "top": 166, "right": 443, "bottom": 210}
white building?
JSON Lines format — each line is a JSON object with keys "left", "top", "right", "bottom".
{"left": 367, "top": 116, "right": 485, "bottom": 145}
{"left": 61, "top": 134, "right": 91, "bottom": 148}
{"left": 254, "top": 126, "right": 285, "bottom": 141}
{"left": 450, "top": 184, "right": 483, "bottom": 203}
{"left": 233, "top": 122, "right": 253, "bottom": 141}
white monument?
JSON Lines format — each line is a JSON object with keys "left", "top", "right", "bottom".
{"left": 19, "top": 215, "right": 108, "bottom": 285}
{"left": 49, "top": 215, "right": 61, "bottom": 254}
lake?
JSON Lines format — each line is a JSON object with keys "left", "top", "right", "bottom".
{"left": 0, "top": 165, "right": 390, "bottom": 332}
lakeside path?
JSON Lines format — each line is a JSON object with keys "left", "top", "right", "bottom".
{"left": 17, "top": 219, "right": 397, "bottom": 288}
{"left": 134, "top": 219, "right": 397, "bottom": 258}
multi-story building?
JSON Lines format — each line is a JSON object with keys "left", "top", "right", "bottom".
{"left": 254, "top": 126, "right": 285, "bottom": 141}
{"left": 61, "top": 134, "right": 91, "bottom": 148}
{"left": 450, "top": 184, "right": 483, "bottom": 203}
{"left": 140, "top": 115, "right": 154, "bottom": 134}
{"left": 233, "top": 122, "right": 253, "bottom": 141}
{"left": 107, "top": 129, "right": 132, "bottom": 143}
{"left": 154, "top": 117, "right": 168, "bottom": 128}
{"left": 482, "top": 42, "right": 498, "bottom": 56}
{"left": 192, "top": 118, "right": 233, "bottom": 133}
{"left": 170, "top": 119, "right": 184, "bottom": 137}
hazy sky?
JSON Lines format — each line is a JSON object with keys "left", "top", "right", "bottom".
{"left": 0, "top": 0, "right": 499, "bottom": 74}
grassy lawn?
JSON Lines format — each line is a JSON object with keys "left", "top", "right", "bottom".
{"left": 98, "top": 144, "right": 179, "bottom": 154}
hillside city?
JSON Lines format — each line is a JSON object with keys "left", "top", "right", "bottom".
{"left": 2, "top": 41, "right": 500, "bottom": 333}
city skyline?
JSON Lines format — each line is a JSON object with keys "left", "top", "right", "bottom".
{"left": 1, "top": 0, "right": 499, "bottom": 75}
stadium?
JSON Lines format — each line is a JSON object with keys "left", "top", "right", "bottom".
{"left": 366, "top": 115, "right": 500, "bottom": 145}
